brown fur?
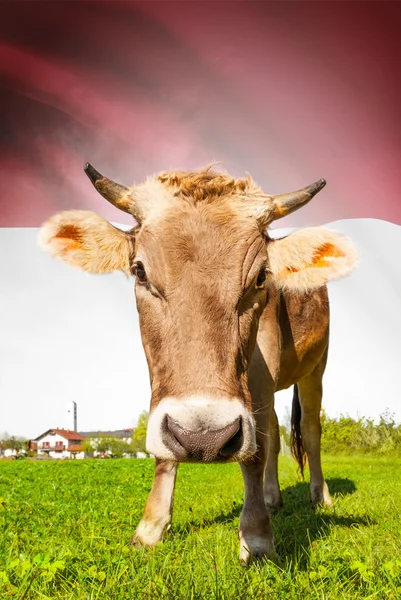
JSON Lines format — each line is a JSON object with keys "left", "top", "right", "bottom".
{"left": 134, "top": 203, "right": 265, "bottom": 409}
{"left": 157, "top": 164, "right": 259, "bottom": 200}
{"left": 312, "top": 242, "right": 345, "bottom": 266}
{"left": 55, "top": 224, "right": 83, "bottom": 247}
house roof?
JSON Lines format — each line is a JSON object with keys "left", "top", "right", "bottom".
{"left": 68, "top": 444, "right": 83, "bottom": 452}
{"left": 79, "top": 429, "right": 133, "bottom": 439}
{"left": 34, "top": 429, "right": 85, "bottom": 442}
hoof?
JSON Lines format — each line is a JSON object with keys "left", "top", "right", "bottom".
{"left": 239, "top": 532, "right": 275, "bottom": 565}
{"left": 264, "top": 494, "right": 283, "bottom": 512}
{"left": 129, "top": 536, "right": 145, "bottom": 549}
{"left": 130, "top": 519, "right": 169, "bottom": 548}
{"left": 310, "top": 481, "right": 333, "bottom": 507}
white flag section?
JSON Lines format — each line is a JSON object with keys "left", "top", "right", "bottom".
{"left": 0, "top": 219, "right": 399, "bottom": 438}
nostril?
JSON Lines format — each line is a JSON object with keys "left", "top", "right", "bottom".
{"left": 219, "top": 418, "right": 243, "bottom": 457}
{"left": 166, "top": 416, "right": 189, "bottom": 449}
{"left": 162, "top": 415, "right": 188, "bottom": 460}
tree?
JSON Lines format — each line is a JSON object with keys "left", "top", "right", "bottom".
{"left": 81, "top": 439, "right": 95, "bottom": 454}
{"left": 130, "top": 411, "right": 149, "bottom": 455}
{"left": 282, "top": 406, "right": 292, "bottom": 434}
{"left": 279, "top": 424, "right": 291, "bottom": 448}
{"left": 4, "top": 436, "right": 26, "bottom": 452}
{"left": 108, "top": 437, "right": 130, "bottom": 458}
{"left": 95, "top": 436, "right": 111, "bottom": 455}
{"left": 93, "top": 436, "right": 130, "bottom": 458}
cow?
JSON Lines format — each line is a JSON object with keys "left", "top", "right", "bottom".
{"left": 39, "top": 163, "right": 358, "bottom": 563}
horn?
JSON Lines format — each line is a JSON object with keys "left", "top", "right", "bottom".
{"left": 84, "top": 163, "right": 133, "bottom": 215}
{"left": 270, "top": 178, "right": 327, "bottom": 221}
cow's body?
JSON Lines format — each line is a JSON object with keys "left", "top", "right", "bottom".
{"left": 133, "top": 284, "right": 331, "bottom": 560}
{"left": 40, "top": 164, "right": 357, "bottom": 562}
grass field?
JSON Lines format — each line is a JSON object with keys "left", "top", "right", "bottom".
{"left": 0, "top": 455, "right": 400, "bottom": 599}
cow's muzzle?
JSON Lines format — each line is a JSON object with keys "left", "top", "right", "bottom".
{"left": 162, "top": 415, "right": 243, "bottom": 462}
{"left": 145, "top": 396, "right": 257, "bottom": 463}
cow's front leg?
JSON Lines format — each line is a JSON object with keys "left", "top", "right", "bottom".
{"left": 239, "top": 442, "right": 275, "bottom": 564}
{"left": 264, "top": 406, "right": 283, "bottom": 510}
{"left": 131, "top": 459, "right": 178, "bottom": 547}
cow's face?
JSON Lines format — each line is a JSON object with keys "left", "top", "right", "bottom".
{"left": 133, "top": 203, "right": 269, "bottom": 462}
{"left": 40, "top": 165, "right": 357, "bottom": 463}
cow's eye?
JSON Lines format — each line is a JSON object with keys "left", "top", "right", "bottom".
{"left": 256, "top": 267, "right": 266, "bottom": 288}
{"left": 135, "top": 262, "right": 147, "bottom": 284}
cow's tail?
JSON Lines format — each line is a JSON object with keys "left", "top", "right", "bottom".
{"left": 290, "top": 384, "right": 306, "bottom": 480}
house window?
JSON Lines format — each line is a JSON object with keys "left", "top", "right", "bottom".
{"left": 42, "top": 442, "right": 50, "bottom": 448}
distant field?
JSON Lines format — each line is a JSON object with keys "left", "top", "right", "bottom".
{"left": 0, "top": 456, "right": 400, "bottom": 599}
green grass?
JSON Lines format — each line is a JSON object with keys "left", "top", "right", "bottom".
{"left": 0, "top": 455, "right": 400, "bottom": 599}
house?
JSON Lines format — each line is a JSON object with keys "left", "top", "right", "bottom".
{"left": 0, "top": 448, "right": 18, "bottom": 458}
{"left": 33, "top": 429, "right": 85, "bottom": 459}
{"left": 29, "top": 427, "right": 141, "bottom": 459}
{"left": 28, "top": 440, "right": 38, "bottom": 453}
{"left": 79, "top": 428, "right": 133, "bottom": 444}
{"left": 4, "top": 448, "right": 18, "bottom": 458}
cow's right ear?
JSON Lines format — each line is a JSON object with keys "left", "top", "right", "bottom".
{"left": 38, "top": 210, "right": 136, "bottom": 275}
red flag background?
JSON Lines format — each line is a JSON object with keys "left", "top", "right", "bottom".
{"left": 0, "top": 0, "right": 400, "bottom": 228}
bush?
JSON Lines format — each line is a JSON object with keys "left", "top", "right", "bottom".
{"left": 321, "top": 409, "right": 401, "bottom": 456}
{"left": 129, "top": 411, "right": 149, "bottom": 455}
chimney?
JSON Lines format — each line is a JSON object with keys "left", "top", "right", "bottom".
{"left": 73, "top": 401, "right": 77, "bottom": 432}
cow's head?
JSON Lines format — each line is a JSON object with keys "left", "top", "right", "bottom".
{"left": 39, "top": 164, "right": 357, "bottom": 463}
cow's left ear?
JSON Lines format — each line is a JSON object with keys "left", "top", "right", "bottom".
{"left": 267, "top": 227, "right": 358, "bottom": 291}
{"left": 38, "top": 210, "right": 136, "bottom": 275}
